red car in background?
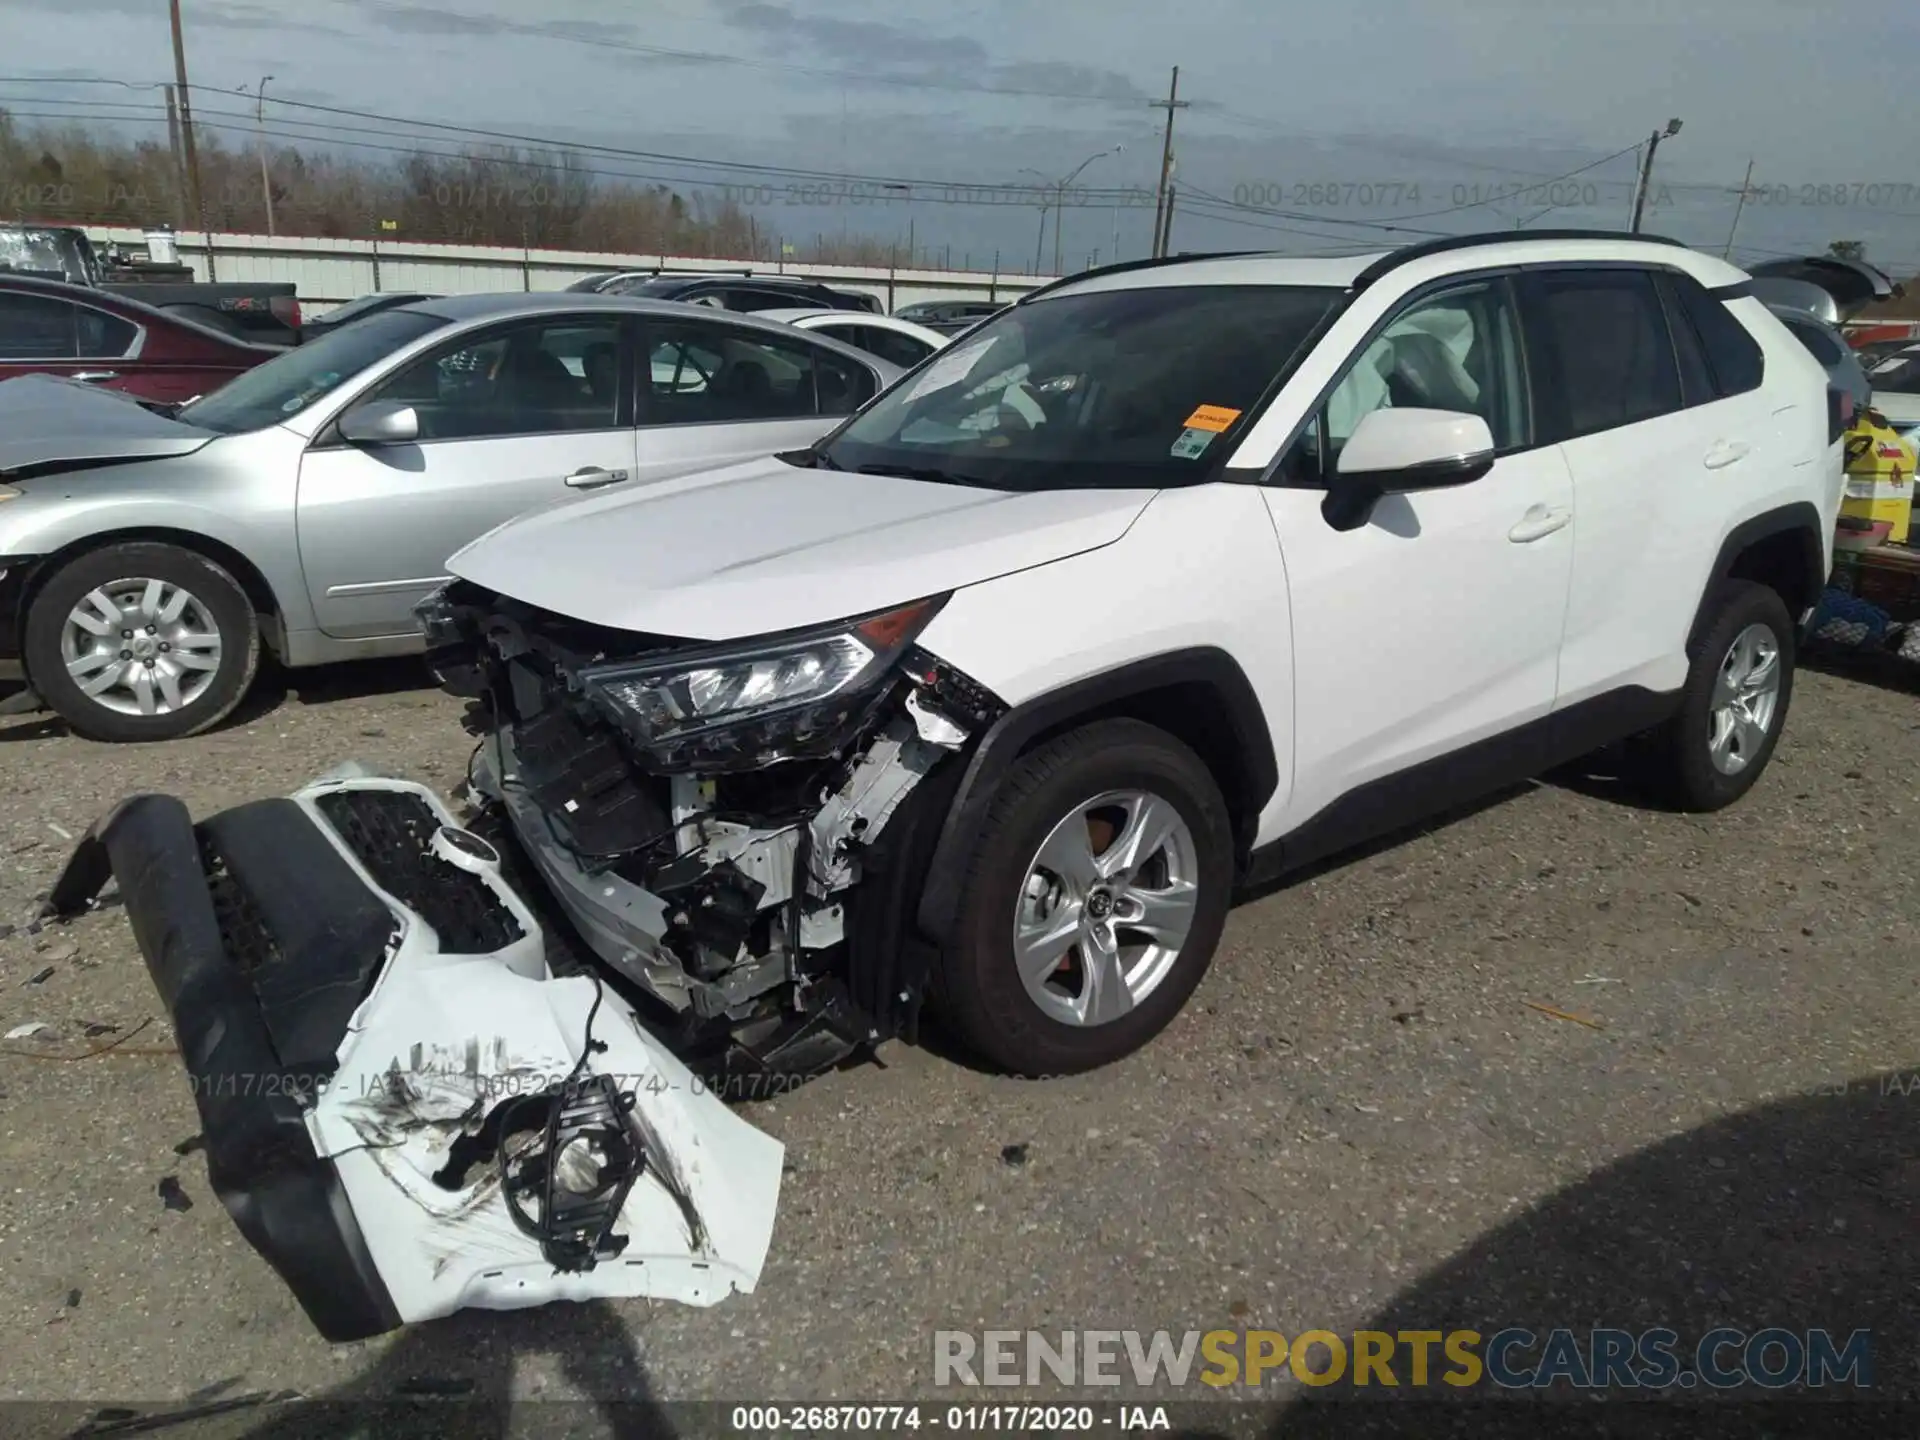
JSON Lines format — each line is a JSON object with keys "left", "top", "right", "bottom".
{"left": 0, "top": 273, "right": 275, "bottom": 405}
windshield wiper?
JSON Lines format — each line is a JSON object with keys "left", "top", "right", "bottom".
{"left": 854, "top": 462, "right": 987, "bottom": 487}
{"left": 775, "top": 446, "right": 842, "bottom": 470}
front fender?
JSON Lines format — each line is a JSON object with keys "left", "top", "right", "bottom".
{"left": 0, "top": 458, "right": 312, "bottom": 637}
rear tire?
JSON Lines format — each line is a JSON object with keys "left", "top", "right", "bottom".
{"left": 933, "top": 718, "right": 1234, "bottom": 1076}
{"left": 23, "top": 542, "right": 260, "bottom": 743}
{"left": 1638, "top": 580, "right": 1795, "bottom": 812}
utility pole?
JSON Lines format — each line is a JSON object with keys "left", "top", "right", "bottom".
{"left": 169, "top": 0, "right": 214, "bottom": 277}
{"left": 1722, "top": 158, "right": 1756, "bottom": 260}
{"left": 1629, "top": 117, "right": 1682, "bottom": 234}
{"left": 254, "top": 75, "right": 276, "bottom": 237}
{"left": 1158, "top": 182, "right": 1179, "bottom": 257}
{"left": 163, "top": 84, "right": 186, "bottom": 229}
{"left": 1148, "top": 66, "right": 1188, "bottom": 258}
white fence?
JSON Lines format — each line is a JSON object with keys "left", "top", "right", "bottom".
{"left": 87, "top": 227, "right": 1053, "bottom": 317}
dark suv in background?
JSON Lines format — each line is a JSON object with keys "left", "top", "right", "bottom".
{"left": 564, "top": 271, "right": 881, "bottom": 313}
{"left": 892, "top": 299, "right": 1006, "bottom": 335}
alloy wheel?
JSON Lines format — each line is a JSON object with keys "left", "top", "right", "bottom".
{"left": 1708, "top": 622, "right": 1782, "bottom": 776}
{"left": 1013, "top": 788, "right": 1201, "bottom": 1027}
{"left": 59, "top": 577, "right": 224, "bottom": 718}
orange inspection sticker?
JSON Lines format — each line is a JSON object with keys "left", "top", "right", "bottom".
{"left": 1183, "top": 404, "right": 1242, "bottom": 433}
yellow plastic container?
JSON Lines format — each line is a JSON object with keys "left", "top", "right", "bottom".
{"left": 1842, "top": 412, "right": 1915, "bottom": 545}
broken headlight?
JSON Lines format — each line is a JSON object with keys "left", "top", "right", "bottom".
{"left": 580, "top": 596, "right": 946, "bottom": 773}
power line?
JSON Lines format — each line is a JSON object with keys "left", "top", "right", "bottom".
{"left": 0, "top": 101, "right": 1157, "bottom": 211}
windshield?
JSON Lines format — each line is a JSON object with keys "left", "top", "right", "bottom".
{"left": 179, "top": 309, "right": 446, "bottom": 433}
{"left": 1869, "top": 349, "right": 1920, "bottom": 396}
{"left": 819, "top": 284, "right": 1340, "bottom": 490}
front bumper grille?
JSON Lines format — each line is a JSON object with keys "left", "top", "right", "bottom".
{"left": 314, "top": 788, "right": 525, "bottom": 954}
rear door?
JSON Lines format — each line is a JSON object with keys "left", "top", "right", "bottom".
{"left": 295, "top": 311, "right": 634, "bottom": 638}
{"left": 0, "top": 290, "right": 143, "bottom": 393}
{"left": 1526, "top": 265, "right": 1776, "bottom": 707}
{"left": 631, "top": 316, "right": 880, "bottom": 483}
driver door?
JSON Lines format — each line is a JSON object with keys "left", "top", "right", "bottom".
{"left": 295, "top": 314, "right": 635, "bottom": 638}
{"left": 1260, "top": 276, "right": 1577, "bottom": 833}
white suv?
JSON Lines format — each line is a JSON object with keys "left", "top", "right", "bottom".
{"left": 45, "top": 231, "right": 1847, "bottom": 1339}
{"left": 64, "top": 232, "right": 1848, "bottom": 1086}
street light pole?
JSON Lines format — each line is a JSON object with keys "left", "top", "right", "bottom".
{"left": 1052, "top": 144, "right": 1123, "bottom": 275}
{"left": 1629, "top": 117, "right": 1682, "bottom": 234}
{"left": 1020, "top": 168, "right": 1050, "bottom": 273}
{"left": 254, "top": 75, "right": 276, "bottom": 237}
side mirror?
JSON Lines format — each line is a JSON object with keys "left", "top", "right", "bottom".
{"left": 1323, "top": 408, "right": 1496, "bottom": 532}
{"left": 338, "top": 399, "right": 420, "bottom": 446}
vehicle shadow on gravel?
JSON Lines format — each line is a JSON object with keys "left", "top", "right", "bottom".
{"left": 230, "top": 655, "right": 440, "bottom": 725}
{"left": 1800, "top": 643, "right": 1920, "bottom": 697}
{"left": 224, "top": 1299, "right": 677, "bottom": 1439}
{"left": 1257, "top": 1075, "right": 1918, "bottom": 1439}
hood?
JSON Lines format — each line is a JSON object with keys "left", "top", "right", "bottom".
{"left": 0, "top": 374, "right": 218, "bottom": 477}
{"left": 448, "top": 453, "right": 1155, "bottom": 640}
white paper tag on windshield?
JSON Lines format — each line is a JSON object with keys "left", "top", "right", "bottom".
{"left": 904, "top": 337, "right": 995, "bottom": 402}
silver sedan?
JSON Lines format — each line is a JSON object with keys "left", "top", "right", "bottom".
{"left": 0, "top": 292, "right": 902, "bottom": 741}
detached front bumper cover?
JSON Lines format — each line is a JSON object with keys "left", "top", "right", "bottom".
{"left": 43, "top": 774, "right": 784, "bottom": 1342}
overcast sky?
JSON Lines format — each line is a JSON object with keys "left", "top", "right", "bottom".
{"left": 4, "top": 0, "right": 1919, "bottom": 275}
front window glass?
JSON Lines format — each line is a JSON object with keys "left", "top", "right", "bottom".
{"left": 373, "top": 317, "right": 622, "bottom": 439}
{"left": 1321, "top": 280, "right": 1528, "bottom": 463}
{"left": 820, "top": 285, "right": 1340, "bottom": 490}
{"left": 179, "top": 309, "right": 443, "bottom": 433}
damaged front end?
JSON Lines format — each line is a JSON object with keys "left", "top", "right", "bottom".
{"left": 41, "top": 777, "right": 785, "bottom": 1342}
{"left": 420, "top": 582, "right": 1006, "bottom": 1075}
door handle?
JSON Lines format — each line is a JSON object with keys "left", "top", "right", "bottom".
{"left": 70, "top": 371, "right": 119, "bottom": 383}
{"left": 565, "top": 466, "right": 629, "bottom": 490}
{"left": 1703, "top": 440, "right": 1750, "bottom": 470}
{"left": 1508, "top": 505, "right": 1571, "bottom": 543}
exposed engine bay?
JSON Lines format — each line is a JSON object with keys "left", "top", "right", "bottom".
{"left": 420, "top": 580, "right": 1006, "bottom": 1077}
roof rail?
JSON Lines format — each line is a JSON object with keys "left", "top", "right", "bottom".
{"left": 1351, "top": 228, "right": 1691, "bottom": 291}
{"left": 1014, "top": 250, "right": 1276, "bottom": 305}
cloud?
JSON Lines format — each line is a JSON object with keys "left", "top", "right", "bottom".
{"left": 710, "top": 0, "right": 1145, "bottom": 100}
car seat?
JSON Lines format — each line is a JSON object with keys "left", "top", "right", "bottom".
{"left": 715, "top": 360, "right": 774, "bottom": 416}
{"left": 581, "top": 342, "right": 619, "bottom": 408}
{"left": 1383, "top": 331, "right": 1483, "bottom": 416}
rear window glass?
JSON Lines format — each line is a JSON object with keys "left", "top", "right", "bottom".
{"left": 1670, "top": 274, "right": 1765, "bottom": 396}
{"left": 1869, "top": 351, "right": 1920, "bottom": 395}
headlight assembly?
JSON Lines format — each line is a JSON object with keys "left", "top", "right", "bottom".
{"left": 581, "top": 595, "right": 947, "bottom": 772}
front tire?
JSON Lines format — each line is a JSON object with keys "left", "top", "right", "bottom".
{"left": 1639, "top": 580, "right": 1795, "bottom": 812}
{"left": 933, "top": 718, "right": 1234, "bottom": 1076}
{"left": 23, "top": 542, "right": 260, "bottom": 743}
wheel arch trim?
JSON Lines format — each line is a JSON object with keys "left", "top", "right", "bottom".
{"left": 912, "top": 646, "right": 1280, "bottom": 944}
{"left": 12, "top": 529, "right": 284, "bottom": 689}
{"left": 1686, "top": 501, "right": 1826, "bottom": 658}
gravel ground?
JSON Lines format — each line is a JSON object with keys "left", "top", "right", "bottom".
{"left": 0, "top": 654, "right": 1915, "bottom": 1432}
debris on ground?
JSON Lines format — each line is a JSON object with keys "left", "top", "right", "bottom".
{"left": 157, "top": 1177, "right": 193, "bottom": 1213}
{"left": 1524, "top": 1000, "right": 1608, "bottom": 1031}
{"left": 5, "top": 1021, "right": 49, "bottom": 1039}
{"left": 1000, "top": 1143, "right": 1029, "bottom": 1168}
{"left": 24, "top": 966, "right": 54, "bottom": 985}
{"left": 172, "top": 1135, "right": 205, "bottom": 1157}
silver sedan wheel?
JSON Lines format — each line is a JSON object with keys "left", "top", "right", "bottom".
{"left": 1013, "top": 789, "right": 1200, "bottom": 1028}
{"left": 1708, "top": 622, "right": 1782, "bottom": 776}
{"left": 59, "top": 577, "right": 224, "bottom": 718}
